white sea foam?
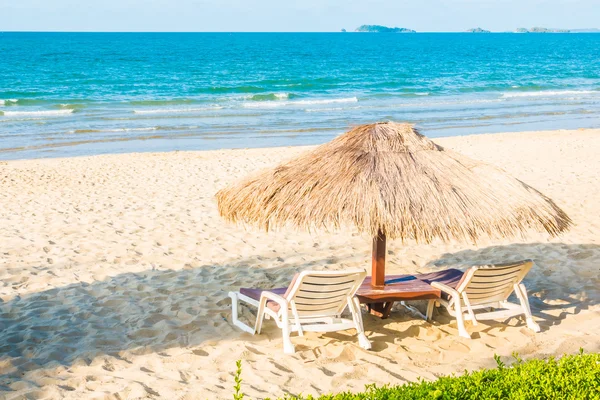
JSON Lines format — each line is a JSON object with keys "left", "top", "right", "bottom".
{"left": 275, "top": 93, "right": 289, "bottom": 99}
{"left": 387, "top": 99, "right": 502, "bottom": 109}
{"left": 294, "top": 97, "right": 358, "bottom": 105}
{"left": 304, "top": 106, "right": 363, "bottom": 113}
{"left": 1, "top": 109, "right": 74, "bottom": 117}
{"left": 59, "top": 103, "right": 85, "bottom": 109}
{"left": 501, "top": 90, "right": 597, "bottom": 98}
{"left": 243, "top": 97, "right": 358, "bottom": 109}
{"left": 133, "top": 106, "right": 223, "bottom": 114}
{"left": 304, "top": 107, "right": 345, "bottom": 112}
{"left": 242, "top": 102, "right": 283, "bottom": 108}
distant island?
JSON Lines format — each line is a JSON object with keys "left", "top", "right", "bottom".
{"left": 515, "top": 27, "right": 570, "bottom": 33}
{"left": 570, "top": 28, "right": 600, "bottom": 33}
{"left": 345, "top": 25, "right": 598, "bottom": 34}
{"left": 355, "top": 25, "right": 415, "bottom": 33}
{"left": 466, "top": 28, "right": 490, "bottom": 33}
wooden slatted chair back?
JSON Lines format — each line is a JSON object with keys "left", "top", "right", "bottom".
{"left": 285, "top": 269, "right": 366, "bottom": 317}
{"left": 456, "top": 260, "right": 533, "bottom": 306}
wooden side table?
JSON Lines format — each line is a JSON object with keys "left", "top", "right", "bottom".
{"left": 356, "top": 275, "right": 441, "bottom": 319}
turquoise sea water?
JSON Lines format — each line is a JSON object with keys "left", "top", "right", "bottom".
{"left": 1, "top": 32, "right": 600, "bottom": 159}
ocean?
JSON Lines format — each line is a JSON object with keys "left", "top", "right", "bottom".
{"left": 1, "top": 32, "right": 600, "bottom": 160}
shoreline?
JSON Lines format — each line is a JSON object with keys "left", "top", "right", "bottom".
{"left": 2, "top": 126, "right": 596, "bottom": 163}
{"left": 1, "top": 127, "right": 599, "bottom": 398}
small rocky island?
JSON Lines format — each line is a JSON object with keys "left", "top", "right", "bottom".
{"left": 355, "top": 25, "right": 415, "bottom": 33}
{"left": 515, "top": 27, "right": 570, "bottom": 33}
{"left": 466, "top": 28, "right": 491, "bottom": 33}
{"left": 571, "top": 28, "right": 600, "bottom": 32}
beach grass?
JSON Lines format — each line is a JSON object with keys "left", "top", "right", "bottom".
{"left": 254, "top": 351, "right": 600, "bottom": 399}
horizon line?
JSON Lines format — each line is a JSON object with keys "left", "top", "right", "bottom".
{"left": 2, "top": 30, "right": 598, "bottom": 34}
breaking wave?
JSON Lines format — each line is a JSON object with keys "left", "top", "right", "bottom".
{"left": 246, "top": 93, "right": 291, "bottom": 101}
{"left": 0, "top": 99, "right": 18, "bottom": 106}
{"left": 1, "top": 109, "right": 74, "bottom": 117}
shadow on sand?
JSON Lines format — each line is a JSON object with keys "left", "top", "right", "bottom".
{"left": 0, "top": 242, "right": 598, "bottom": 388}
{"left": 0, "top": 256, "right": 312, "bottom": 389}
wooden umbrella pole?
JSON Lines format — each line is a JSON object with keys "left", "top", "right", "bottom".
{"left": 371, "top": 230, "right": 386, "bottom": 289}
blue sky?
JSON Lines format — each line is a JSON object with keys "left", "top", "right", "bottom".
{"left": 1, "top": 0, "right": 597, "bottom": 32}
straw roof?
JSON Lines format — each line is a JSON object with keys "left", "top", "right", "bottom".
{"left": 216, "top": 122, "right": 571, "bottom": 242}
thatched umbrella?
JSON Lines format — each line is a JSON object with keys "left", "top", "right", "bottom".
{"left": 216, "top": 122, "right": 571, "bottom": 289}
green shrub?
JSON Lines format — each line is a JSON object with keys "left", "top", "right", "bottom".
{"left": 264, "top": 350, "right": 599, "bottom": 400}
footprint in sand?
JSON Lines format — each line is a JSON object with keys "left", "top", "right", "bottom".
{"left": 245, "top": 346, "right": 265, "bottom": 356}
{"left": 192, "top": 349, "right": 209, "bottom": 357}
{"left": 400, "top": 344, "right": 437, "bottom": 354}
{"left": 319, "top": 367, "right": 336, "bottom": 377}
{"left": 482, "top": 335, "right": 511, "bottom": 349}
{"left": 438, "top": 340, "right": 470, "bottom": 353}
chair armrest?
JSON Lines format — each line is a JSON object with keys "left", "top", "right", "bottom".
{"left": 430, "top": 281, "right": 460, "bottom": 298}
{"left": 260, "top": 291, "right": 288, "bottom": 309}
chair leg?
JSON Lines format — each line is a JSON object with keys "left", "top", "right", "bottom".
{"left": 426, "top": 299, "right": 435, "bottom": 321}
{"left": 281, "top": 309, "right": 295, "bottom": 354}
{"left": 255, "top": 297, "right": 267, "bottom": 335}
{"left": 229, "top": 292, "right": 256, "bottom": 334}
{"left": 350, "top": 297, "right": 371, "bottom": 350}
{"left": 231, "top": 292, "right": 240, "bottom": 322}
{"left": 289, "top": 300, "right": 304, "bottom": 337}
{"left": 516, "top": 283, "right": 541, "bottom": 333}
{"left": 451, "top": 296, "right": 471, "bottom": 339}
{"left": 462, "top": 294, "right": 478, "bottom": 326}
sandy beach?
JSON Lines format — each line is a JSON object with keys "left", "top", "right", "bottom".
{"left": 0, "top": 128, "right": 599, "bottom": 399}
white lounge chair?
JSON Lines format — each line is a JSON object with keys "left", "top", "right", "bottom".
{"left": 229, "top": 269, "right": 371, "bottom": 354}
{"left": 425, "top": 260, "right": 541, "bottom": 338}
